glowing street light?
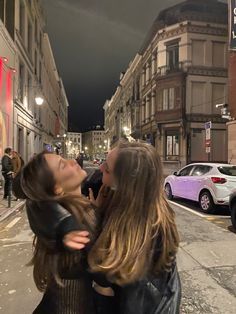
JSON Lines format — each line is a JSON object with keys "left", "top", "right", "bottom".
{"left": 35, "top": 96, "right": 44, "bottom": 105}
{"left": 123, "top": 126, "right": 130, "bottom": 133}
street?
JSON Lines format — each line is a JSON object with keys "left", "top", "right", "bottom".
{"left": 0, "top": 201, "right": 236, "bottom": 314}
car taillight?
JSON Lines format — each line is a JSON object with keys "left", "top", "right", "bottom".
{"left": 211, "top": 177, "right": 227, "bottom": 184}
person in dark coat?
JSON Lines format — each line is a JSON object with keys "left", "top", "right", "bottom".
{"left": 1, "top": 147, "right": 13, "bottom": 199}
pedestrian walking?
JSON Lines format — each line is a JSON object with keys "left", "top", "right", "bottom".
{"left": 1, "top": 147, "right": 14, "bottom": 199}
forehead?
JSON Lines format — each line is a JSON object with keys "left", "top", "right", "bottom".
{"left": 44, "top": 154, "right": 61, "bottom": 168}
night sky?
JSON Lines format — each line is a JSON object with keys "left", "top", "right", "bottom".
{"left": 41, "top": 0, "right": 226, "bottom": 132}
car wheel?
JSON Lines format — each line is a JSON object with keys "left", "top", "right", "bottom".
{"left": 199, "top": 191, "right": 215, "bottom": 214}
{"left": 165, "top": 183, "right": 173, "bottom": 200}
{"left": 231, "top": 202, "right": 236, "bottom": 230}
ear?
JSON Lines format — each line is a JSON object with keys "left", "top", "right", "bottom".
{"left": 54, "top": 184, "right": 63, "bottom": 195}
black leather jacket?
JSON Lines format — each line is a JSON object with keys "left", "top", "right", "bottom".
{"left": 26, "top": 201, "right": 181, "bottom": 314}
{"left": 26, "top": 200, "right": 81, "bottom": 249}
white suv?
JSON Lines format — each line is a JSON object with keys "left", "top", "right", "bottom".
{"left": 164, "top": 163, "right": 236, "bottom": 213}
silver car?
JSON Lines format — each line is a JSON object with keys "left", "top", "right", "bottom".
{"left": 164, "top": 163, "right": 236, "bottom": 213}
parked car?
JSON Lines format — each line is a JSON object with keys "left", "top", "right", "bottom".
{"left": 164, "top": 163, "right": 236, "bottom": 213}
{"left": 229, "top": 191, "right": 236, "bottom": 229}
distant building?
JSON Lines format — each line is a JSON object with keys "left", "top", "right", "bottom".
{"left": 66, "top": 132, "right": 82, "bottom": 158}
{"left": 82, "top": 126, "right": 105, "bottom": 159}
{"left": 0, "top": 0, "right": 68, "bottom": 161}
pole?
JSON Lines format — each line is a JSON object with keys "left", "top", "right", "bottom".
{"left": 7, "top": 173, "right": 13, "bottom": 208}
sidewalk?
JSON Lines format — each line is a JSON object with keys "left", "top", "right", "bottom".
{"left": 0, "top": 188, "right": 25, "bottom": 222}
{"left": 173, "top": 205, "right": 236, "bottom": 314}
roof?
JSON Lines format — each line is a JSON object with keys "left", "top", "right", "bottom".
{"left": 139, "top": 0, "right": 227, "bottom": 54}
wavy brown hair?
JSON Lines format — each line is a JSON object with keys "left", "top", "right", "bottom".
{"left": 88, "top": 141, "right": 179, "bottom": 285}
{"left": 20, "top": 152, "right": 95, "bottom": 291}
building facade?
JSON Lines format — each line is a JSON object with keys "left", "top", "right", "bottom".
{"left": 227, "top": 0, "right": 236, "bottom": 164}
{"left": 82, "top": 128, "right": 105, "bottom": 160}
{"left": 66, "top": 132, "right": 82, "bottom": 159}
{"left": 105, "top": 0, "right": 229, "bottom": 175}
{"left": 0, "top": 0, "right": 68, "bottom": 162}
{"left": 0, "top": 17, "right": 15, "bottom": 157}
{"left": 104, "top": 54, "right": 142, "bottom": 147}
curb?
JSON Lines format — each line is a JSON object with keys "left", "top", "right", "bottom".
{"left": 0, "top": 201, "right": 25, "bottom": 222}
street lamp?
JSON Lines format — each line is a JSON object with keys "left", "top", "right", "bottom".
{"left": 123, "top": 126, "right": 130, "bottom": 132}
{"left": 35, "top": 96, "right": 44, "bottom": 105}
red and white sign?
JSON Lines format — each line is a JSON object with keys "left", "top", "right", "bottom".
{"left": 205, "top": 121, "right": 211, "bottom": 154}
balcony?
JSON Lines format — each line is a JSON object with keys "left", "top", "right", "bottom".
{"left": 156, "top": 61, "right": 227, "bottom": 78}
{"left": 156, "top": 61, "right": 192, "bottom": 77}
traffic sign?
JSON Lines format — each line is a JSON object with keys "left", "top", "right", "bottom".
{"left": 205, "top": 121, "right": 211, "bottom": 154}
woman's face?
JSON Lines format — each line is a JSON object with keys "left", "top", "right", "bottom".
{"left": 100, "top": 148, "right": 118, "bottom": 187}
{"left": 44, "top": 154, "right": 87, "bottom": 194}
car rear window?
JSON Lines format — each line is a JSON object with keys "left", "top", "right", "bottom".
{"left": 218, "top": 166, "right": 236, "bottom": 176}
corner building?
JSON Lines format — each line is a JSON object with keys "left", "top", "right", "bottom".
{"left": 139, "top": 0, "right": 228, "bottom": 175}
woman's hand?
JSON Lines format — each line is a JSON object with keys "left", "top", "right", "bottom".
{"left": 63, "top": 230, "right": 90, "bottom": 250}
{"left": 89, "top": 184, "right": 109, "bottom": 207}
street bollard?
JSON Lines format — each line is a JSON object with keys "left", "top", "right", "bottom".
{"left": 7, "top": 173, "right": 13, "bottom": 208}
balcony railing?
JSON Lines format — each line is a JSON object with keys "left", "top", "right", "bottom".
{"left": 156, "top": 61, "right": 192, "bottom": 76}
{"left": 156, "top": 61, "right": 227, "bottom": 78}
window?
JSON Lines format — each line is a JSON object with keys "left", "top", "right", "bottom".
{"left": 158, "top": 87, "right": 175, "bottom": 111}
{"left": 0, "top": 0, "right": 4, "bottom": 22}
{"left": 5, "top": 0, "right": 15, "bottom": 39}
{"left": 28, "top": 21, "right": 32, "bottom": 58}
{"left": 19, "top": 1, "right": 25, "bottom": 40}
{"left": 218, "top": 166, "right": 236, "bottom": 176}
{"left": 166, "top": 132, "right": 179, "bottom": 159}
{"left": 39, "top": 61, "right": 42, "bottom": 83}
{"left": 192, "top": 40, "right": 205, "bottom": 66}
{"left": 34, "top": 50, "right": 37, "bottom": 75}
{"left": 166, "top": 43, "right": 179, "bottom": 70}
{"left": 34, "top": 18, "right": 38, "bottom": 42}
{"left": 19, "top": 63, "right": 25, "bottom": 103}
{"left": 191, "top": 165, "right": 212, "bottom": 176}
{"left": 178, "top": 165, "right": 194, "bottom": 177}
{"left": 27, "top": 74, "right": 32, "bottom": 112}
{"left": 212, "top": 42, "right": 225, "bottom": 68}
{"left": 191, "top": 82, "right": 206, "bottom": 113}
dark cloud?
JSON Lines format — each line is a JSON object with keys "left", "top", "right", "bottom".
{"left": 41, "top": 0, "right": 227, "bottom": 131}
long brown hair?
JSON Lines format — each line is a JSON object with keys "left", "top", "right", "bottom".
{"left": 20, "top": 152, "right": 95, "bottom": 291}
{"left": 88, "top": 141, "right": 179, "bottom": 285}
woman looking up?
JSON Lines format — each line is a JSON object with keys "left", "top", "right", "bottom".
{"left": 20, "top": 152, "right": 96, "bottom": 314}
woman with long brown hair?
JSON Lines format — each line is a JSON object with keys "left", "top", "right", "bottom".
{"left": 18, "top": 151, "right": 97, "bottom": 314}
{"left": 87, "top": 140, "right": 181, "bottom": 313}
